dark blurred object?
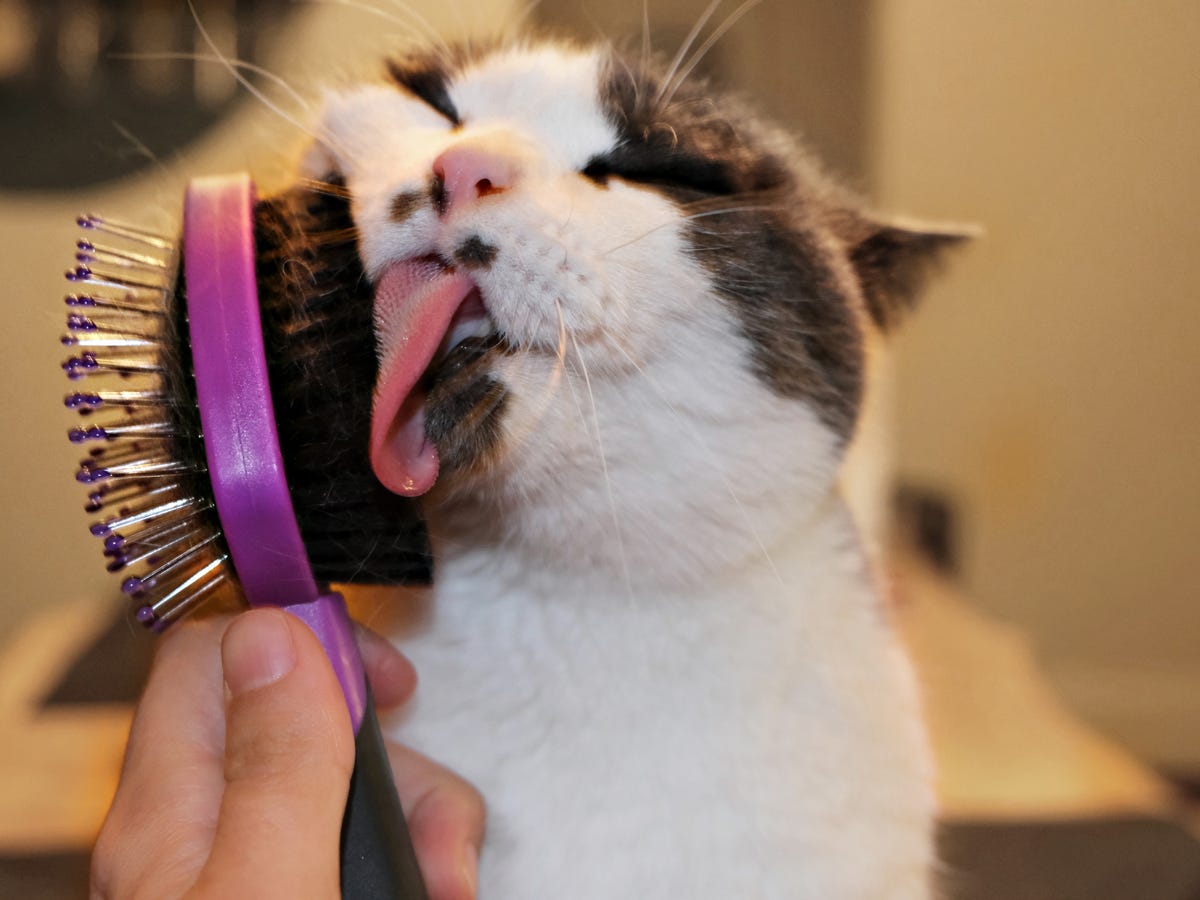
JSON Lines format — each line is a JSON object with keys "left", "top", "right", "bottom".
{"left": 39, "top": 602, "right": 153, "bottom": 706}
{"left": 5, "top": 817, "right": 1198, "bottom": 900}
{"left": 894, "top": 482, "right": 959, "bottom": 576}
{"left": 0, "top": 0, "right": 297, "bottom": 191}
{"left": 939, "top": 817, "right": 1200, "bottom": 900}
{"left": 0, "top": 853, "right": 90, "bottom": 900}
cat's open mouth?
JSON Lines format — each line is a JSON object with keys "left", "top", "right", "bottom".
{"left": 370, "top": 255, "right": 497, "bottom": 496}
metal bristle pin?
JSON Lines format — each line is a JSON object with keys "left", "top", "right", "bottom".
{"left": 62, "top": 214, "right": 227, "bottom": 629}
{"left": 60, "top": 178, "right": 430, "bottom": 900}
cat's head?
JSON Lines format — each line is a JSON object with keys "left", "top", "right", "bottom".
{"left": 301, "top": 40, "right": 963, "bottom": 573}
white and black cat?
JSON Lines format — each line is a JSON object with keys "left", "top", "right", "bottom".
{"left": 296, "top": 38, "right": 963, "bottom": 899}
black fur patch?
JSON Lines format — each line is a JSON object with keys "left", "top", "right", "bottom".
{"left": 598, "top": 54, "right": 864, "bottom": 440}
{"left": 689, "top": 213, "right": 864, "bottom": 438}
{"left": 595, "top": 59, "right": 792, "bottom": 200}
{"left": 454, "top": 235, "right": 499, "bottom": 269}
{"left": 430, "top": 173, "right": 447, "bottom": 217}
{"left": 389, "top": 189, "right": 425, "bottom": 224}
{"left": 385, "top": 58, "right": 460, "bottom": 125}
{"left": 423, "top": 336, "right": 510, "bottom": 474}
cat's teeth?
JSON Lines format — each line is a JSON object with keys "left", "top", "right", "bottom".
{"left": 439, "top": 315, "right": 493, "bottom": 360}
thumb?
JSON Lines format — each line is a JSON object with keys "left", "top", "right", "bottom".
{"left": 191, "top": 609, "right": 354, "bottom": 900}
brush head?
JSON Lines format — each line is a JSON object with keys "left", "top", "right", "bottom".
{"left": 63, "top": 178, "right": 431, "bottom": 629}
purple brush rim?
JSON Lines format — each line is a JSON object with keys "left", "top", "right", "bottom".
{"left": 183, "top": 175, "right": 365, "bottom": 728}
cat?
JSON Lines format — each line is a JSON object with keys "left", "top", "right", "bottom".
{"left": 300, "top": 38, "right": 964, "bottom": 899}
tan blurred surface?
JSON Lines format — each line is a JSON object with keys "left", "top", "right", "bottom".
{"left": 893, "top": 555, "right": 1175, "bottom": 821}
{"left": 874, "top": 0, "right": 1200, "bottom": 771}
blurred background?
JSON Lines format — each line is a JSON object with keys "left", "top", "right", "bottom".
{"left": 0, "top": 1, "right": 1197, "bottom": 897}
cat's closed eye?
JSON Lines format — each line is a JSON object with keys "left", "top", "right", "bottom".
{"left": 581, "top": 145, "right": 736, "bottom": 197}
{"left": 386, "top": 59, "right": 461, "bottom": 126}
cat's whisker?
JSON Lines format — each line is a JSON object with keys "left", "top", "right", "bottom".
{"left": 640, "top": 0, "right": 653, "bottom": 72}
{"left": 601, "top": 203, "right": 785, "bottom": 257}
{"left": 109, "top": 52, "right": 312, "bottom": 111}
{"left": 186, "top": 0, "right": 344, "bottom": 159}
{"left": 659, "top": 0, "right": 764, "bottom": 109}
{"left": 300, "top": 177, "right": 354, "bottom": 200}
{"left": 507, "top": 0, "right": 547, "bottom": 39}
{"left": 560, "top": 303, "right": 634, "bottom": 604}
{"left": 109, "top": 122, "right": 167, "bottom": 177}
{"left": 305, "top": 226, "right": 364, "bottom": 246}
{"left": 607, "top": 341, "right": 784, "bottom": 586}
{"left": 656, "top": 0, "right": 724, "bottom": 107}
{"left": 300, "top": 0, "right": 451, "bottom": 57}
{"left": 477, "top": 328, "right": 567, "bottom": 484}
{"left": 513, "top": 303, "right": 570, "bottom": 439}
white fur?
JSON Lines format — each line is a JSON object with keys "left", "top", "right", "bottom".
{"left": 313, "top": 44, "right": 935, "bottom": 899}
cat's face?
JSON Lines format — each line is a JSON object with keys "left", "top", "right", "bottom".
{"left": 302, "top": 41, "right": 958, "bottom": 570}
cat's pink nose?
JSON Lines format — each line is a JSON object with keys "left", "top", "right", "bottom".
{"left": 432, "top": 143, "right": 515, "bottom": 214}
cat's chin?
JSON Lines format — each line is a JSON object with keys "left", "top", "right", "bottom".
{"left": 369, "top": 258, "right": 504, "bottom": 496}
{"left": 421, "top": 331, "right": 511, "bottom": 480}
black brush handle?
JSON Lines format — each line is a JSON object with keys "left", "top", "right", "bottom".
{"left": 341, "top": 687, "right": 429, "bottom": 900}
{"left": 284, "top": 595, "right": 428, "bottom": 899}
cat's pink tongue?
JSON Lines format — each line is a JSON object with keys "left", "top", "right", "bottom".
{"left": 371, "top": 260, "right": 476, "bottom": 497}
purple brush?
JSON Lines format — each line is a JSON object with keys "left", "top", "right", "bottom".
{"left": 60, "top": 176, "right": 427, "bottom": 899}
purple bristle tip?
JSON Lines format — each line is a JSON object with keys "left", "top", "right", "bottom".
{"left": 90, "top": 522, "right": 112, "bottom": 537}
{"left": 65, "top": 266, "right": 91, "bottom": 282}
{"left": 67, "top": 315, "right": 96, "bottom": 331}
{"left": 65, "top": 295, "right": 96, "bottom": 307}
{"left": 122, "top": 576, "right": 149, "bottom": 595}
{"left": 77, "top": 239, "right": 94, "bottom": 251}
{"left": 61, "top": 352, "right": 99, "bottom": 378}
{"left": 135, "top": 606, "right": 155, "bottom": 625}
{"left": 65, "top": 393, "right": 103, "bottom": 410}
{"left": 104, "top": 534, "right": 125, "bottom": 552}
{"left": 77, "top": 215, "right": 97, "bottom": 229}
{"left": 69, "top": 426, "right": 107, "bottom": 443}
{"left": 76, "top": 468, "right": 99, "bottom": 483}
{"left": 75, "top": 252, "right": 94, "bottom": 264}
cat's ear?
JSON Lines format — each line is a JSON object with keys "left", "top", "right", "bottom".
{"left": 835, "top": 214, "right": 976, "bottom": 331}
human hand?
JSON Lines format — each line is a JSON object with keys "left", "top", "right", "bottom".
{"left": 91, "top": 608, "right": 485, "bottom": 900}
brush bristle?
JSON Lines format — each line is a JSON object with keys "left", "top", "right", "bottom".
{"left": 64, "top": 185, "right": 431, "bottom": 629}
{"left": 64, "top": 215, "right": 229, "bottom": 629}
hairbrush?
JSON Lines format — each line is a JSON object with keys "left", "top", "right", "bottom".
{"left": 62, "top": 174, "right": 430, "bottom": 899}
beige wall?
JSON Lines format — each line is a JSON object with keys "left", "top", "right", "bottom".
{"left": 872, "top": 1, "right": 1200, "bottom": 768}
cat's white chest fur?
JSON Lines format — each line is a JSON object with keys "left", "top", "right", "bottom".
{"left": 389, "top": 496, "right": 934, "bottom": 899}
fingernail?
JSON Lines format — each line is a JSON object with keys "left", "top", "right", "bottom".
{"left": 461, "top": 844, "right": 479, "bottom": 897}
{"left": 223, "top": 610, "right": 297, "bottom": 696}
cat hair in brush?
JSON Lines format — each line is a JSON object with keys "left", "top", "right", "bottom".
{"left": 62, "top": 176, "right": 432, "bottom": 898}
{"left": 312, "top": 39, "right": 967, "bottom": 900}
